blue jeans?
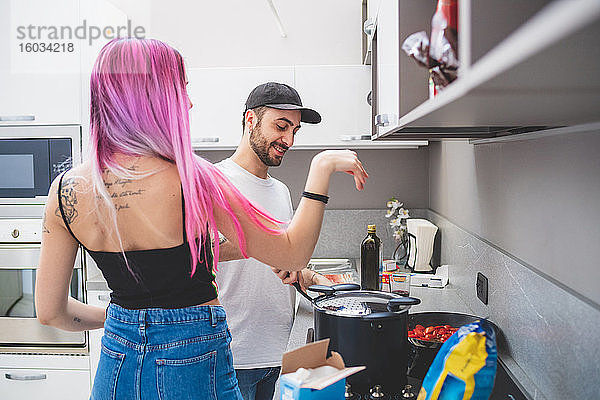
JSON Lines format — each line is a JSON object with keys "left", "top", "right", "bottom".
{"left": 91, "top": 303, "right": 242, "bottom": 400}
{"left": 236, "top": 367, "right": 281, "bottom": 400}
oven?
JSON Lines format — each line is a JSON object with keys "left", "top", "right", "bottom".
{"left": 0, "top": 215, "right": 87, "bottom": 354}
{"left": 0, "top": 125, "right": 81, "bottom": 205}
{"left": 0, "top": 125, "right": 86, "bottom": 354}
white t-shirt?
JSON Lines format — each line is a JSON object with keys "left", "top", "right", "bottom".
{"left": 215, "top": 158, "right": 296, "bottom": 369}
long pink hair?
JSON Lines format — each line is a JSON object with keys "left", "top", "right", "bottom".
{"left": 89, "top": 38, "right": 281, "bottom": 275}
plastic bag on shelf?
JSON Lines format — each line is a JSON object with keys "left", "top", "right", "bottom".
{"left": 401, "top": 0, "right": 459, "bottom": 97}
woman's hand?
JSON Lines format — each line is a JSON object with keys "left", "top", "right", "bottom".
{"left": 310, "top": 150, "right": 369, "bottom": 191}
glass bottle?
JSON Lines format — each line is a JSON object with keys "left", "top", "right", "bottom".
{"left": 360, "top": 224, "right": 382, "bottom": 290}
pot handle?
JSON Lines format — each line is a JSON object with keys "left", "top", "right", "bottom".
{"left": 363, "top": 312, "right": 400, "bottom": 320}
{"left": 307, "top": 284, "right": 335, "bottom": 296}
{"left": 387, "top": 297, "right": 421, "bottom": 312}
{"left": 331, "top": 283, "right": 360, "bottom": 291}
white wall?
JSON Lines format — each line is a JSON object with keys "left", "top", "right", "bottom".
{"left": 114, "top": 0, "right": 363, "bottom": 68}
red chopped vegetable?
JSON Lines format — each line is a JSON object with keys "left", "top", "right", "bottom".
{"left": 409, "top": 324, "right": 458, "bottom": 343}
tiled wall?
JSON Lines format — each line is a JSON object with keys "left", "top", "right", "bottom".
{"left": 424, "top": 209, "right": 600, "bottom": 400}
{"left": 312, "top": 208, "right": 428, "bottom": 259}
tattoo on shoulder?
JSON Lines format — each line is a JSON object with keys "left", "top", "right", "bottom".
{"left": 56, "top": 177, "right": 80, "bottom": 224}
{"left": 73, "top": 316, "right": 81, "bottom": 323}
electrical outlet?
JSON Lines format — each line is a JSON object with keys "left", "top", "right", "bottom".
{"left": 476, "top": 272, "right": 489, "bottom": 305}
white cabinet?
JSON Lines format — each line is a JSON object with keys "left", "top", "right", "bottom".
{"left": 187, "top": 67, "right": 294, "bottom": 149}
{"left": 0, "top": 354, "right": 90, "bottom": 400}
{"left": 373, "top": 0, "right": 400, "bottom": 137}
{"left": 0, "top": 0, "right": 81, "bottom": 125}
{"left": 1, "top": 368, "right": 90, "bottom": 399}
{"left": 87, "top": 289, "right": 111, "bottom": 383}
{"left": 188, "top": 65, "right": 427, "bottom": 150}
{"left": 372, "top": 0, "right": 600, "bottom": 139}
{"left": 294, "top": 65, "right": 372, "bottom": 147}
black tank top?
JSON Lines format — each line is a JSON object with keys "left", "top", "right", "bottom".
{"left": 57, "top": 172, "right": 218, "bottom": 309}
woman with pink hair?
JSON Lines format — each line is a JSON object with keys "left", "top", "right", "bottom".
{"left": 34, "top": 38, "right": 368, "bottom": 399}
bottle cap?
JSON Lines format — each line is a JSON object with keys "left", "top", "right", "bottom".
{"left": 367, "top": 224, "right": 376, "bottom": 232}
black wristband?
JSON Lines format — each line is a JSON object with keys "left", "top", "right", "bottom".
{"left": 302, "top": 191, "right": 329, "bottom": 204}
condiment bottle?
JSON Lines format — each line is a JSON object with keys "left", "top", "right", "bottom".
{"left": 361, "top": 224, "right": 382, "bottom": 290}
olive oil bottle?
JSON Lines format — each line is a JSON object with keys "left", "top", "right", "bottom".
{"left": 360, "top": 224, "right": 382, "bottom": 290}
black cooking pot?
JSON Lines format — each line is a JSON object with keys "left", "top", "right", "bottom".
{"left": 296, "top": 283, "right": 420, "bottom": 395}
{"left": 407, "top": 312, "right": 501, "bottom": 380}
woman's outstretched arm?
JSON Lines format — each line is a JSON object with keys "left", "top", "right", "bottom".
{"left": 214, "top": 150, "right": 368, "bottom": 271}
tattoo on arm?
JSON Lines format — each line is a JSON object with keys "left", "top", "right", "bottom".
{"left": 73, "top": 316, "right": 81, "bottom": 323}
{"left": 55, "top": 178, "right": 80, "bottom": 224}
{"left": 42, "top": 212, "right": 50, "bottom": 234}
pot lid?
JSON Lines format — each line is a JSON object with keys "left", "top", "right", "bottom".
{"left": 313, "top": 290, "right": 410, "bottom": 317}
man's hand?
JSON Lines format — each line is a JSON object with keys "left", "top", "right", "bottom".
{"left": 270, "top": 267, "right": 300, "bottom": 285}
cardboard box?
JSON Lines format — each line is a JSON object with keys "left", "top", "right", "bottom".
{"left": 280, "top": 339, "right": 365, "bottom": 400}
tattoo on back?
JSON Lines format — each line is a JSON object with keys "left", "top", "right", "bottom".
{"left": 55, "top": 177, "right": 80, "bottom": 224}
{"left": 102, "top": 164, "right": 145, "bottom": 212}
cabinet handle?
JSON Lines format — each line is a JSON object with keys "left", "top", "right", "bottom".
{"left": 97, "top": 294, "right": 111, "bottom": 302}
{"left": 0, "top": 115, "right": 35, "bottom": 121}
{"left": 374, "top": 114, "right": 390, "bottom": 127}
{"left": 363, "top": 19, "right": 375, "bottom": 36}
{"left": 339, "top": 135, "right": 371, "bottom": 142}
{"left": 192, "top": 137, "right": 220, "bottom": 143}
{"left": 5, "top": 373, "right": 47, "bottom": 381}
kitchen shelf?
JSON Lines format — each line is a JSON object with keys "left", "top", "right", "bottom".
{"left": 374, "top": 0, "right": 600, "bottom": 139}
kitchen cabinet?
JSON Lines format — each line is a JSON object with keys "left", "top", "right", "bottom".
{"left": 362, "top": 0, "right": 381, "bottom": 64}
{"left": 188, "top": 65, "right": 427, "bottom": 150}
{"left": 293, "top": 65, "right": 383, "bottom": 148}
{"left": 371, "top": 0, "right": 600, "bottom": 139}
{"left": 0, "top": 354, "right": 90, "bottom": 399}
{"left": 187, "top": 66, "right": 295, "bottom": 149}
{"left": 0, "top": 1, "right": 81, "bottom": 125}
{"left": 0, "top": 368, "right": 89, "bottom": 399}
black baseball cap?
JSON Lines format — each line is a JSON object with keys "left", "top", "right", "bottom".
{"left": 244, "top": 82, "right": 321, "bottom": 124}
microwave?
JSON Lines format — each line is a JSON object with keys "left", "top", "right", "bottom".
{"left": 0, "top": 125, "right": 81, "bottom": 204}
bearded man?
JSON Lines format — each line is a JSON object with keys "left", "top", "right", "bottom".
{"left": 215, "top": 82, "right": 331, "bottom": 400}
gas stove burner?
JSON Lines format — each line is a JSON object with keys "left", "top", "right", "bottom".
{"left": 345, "top": 383, "right": 418, "bottom": 400}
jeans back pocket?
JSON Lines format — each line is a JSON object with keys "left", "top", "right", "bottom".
{"left": 91, "top": 344, "right": 125, "bottom": 400}
{"left": 156, "top": 350, "right": 217, "bottom": 400}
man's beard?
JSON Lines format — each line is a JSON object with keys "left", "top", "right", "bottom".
{"left": 249, "top": 126, "right": 287, "bottom": 167}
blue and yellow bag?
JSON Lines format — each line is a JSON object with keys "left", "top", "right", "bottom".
{"left": 417, "top": 320, "right": 497, "bottom": 400}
